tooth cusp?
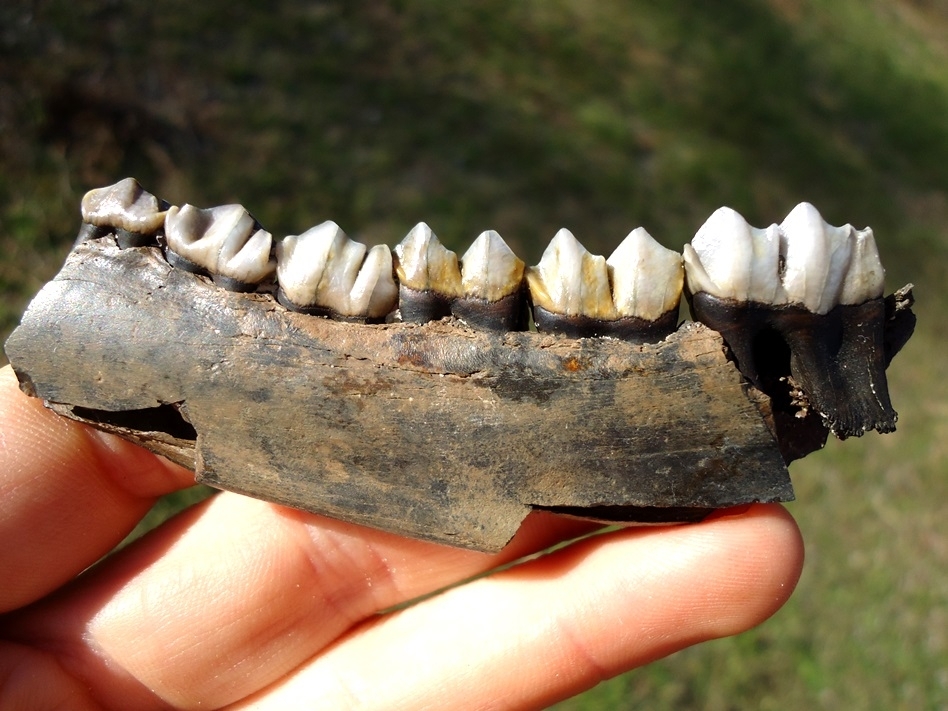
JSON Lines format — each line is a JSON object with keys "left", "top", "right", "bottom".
{"left": 164, "top": 204, "right": 276, "bottom": 291}
{"left": 275, "top": 222, "right": 397, "bottom": 322}
{"left": 80, "top": 178, "right": 170, "bottom": 248}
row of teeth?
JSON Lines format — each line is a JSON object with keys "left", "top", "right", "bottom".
{"left": 80, "top": 178, "right": 886, "bottom": 338}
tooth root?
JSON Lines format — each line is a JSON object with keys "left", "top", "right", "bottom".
{"left": 79, "top": 177, "right": 169, "bottom": 248}
{"left": 607, "top": 227, "right": 683, "bottom": 321}
{"left": 393, "top": 223, "right": 462, "bottom": 323}
{"left": 164, "top": 204, "right": 276, "bottom": 291}
{"left": 451, "top": 230, "right": 527, "bottom": 331}
{"left": 276, "top": 222, "right": 397, "bottom": 322}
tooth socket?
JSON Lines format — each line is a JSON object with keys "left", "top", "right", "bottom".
{"left": 451, "top": 288, "right": 528, "bottom": 332}
{"left": 397, "top": 285, "right": 454, "bottom": 324}
{"left": 531, "top": 305, "right": 678, "bottom": 343}
{"left": 689, "top": 292, "right": 896, "bottom": 439}
{"left": 275, "top": 287, "right": 389, "bottom": 324}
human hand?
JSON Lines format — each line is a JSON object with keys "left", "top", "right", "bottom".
{"left": 0, "top": 364, "right": 803, "bottom": 710}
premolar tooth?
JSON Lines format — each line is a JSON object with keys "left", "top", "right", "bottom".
{"left": 276, "top": 221, "right": 397, "bottom": 321}
{"left": 527, "top": 228, "right": 681, "bottom": 341}
{"left": 683, "top": 207, "right": 783, "bottom": 305}
{"left": 526, "top": 228, "right": 613, "bottom": 321}
{"left": 607, "top": 227, "right": 683, "bottom": 322}
{"left": 79, "top": 177, "right": 169, "bottom": 248}
{"left": 450, "top": 230, "right": 527, "bottom": 331}
{"left": 164, "top": 204, "right": 276, "bottom": 291}
{"left": 393, "top": 223, "right": 463, "bottom": 323}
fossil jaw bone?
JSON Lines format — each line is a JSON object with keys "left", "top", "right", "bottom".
{"left": 164, "top": 204, "right": 277, "bottom": 292}
{"left": 79, "top": 177, "right": 170, "bottom": 248}
{"left": 526, "top": 228, "right": 683, "bottom": 341}
{"left": 275, "top": 221, "right": 398, "bottom": 322}
{"left": 684, "top": 203, "right": 893, "bottom": 438}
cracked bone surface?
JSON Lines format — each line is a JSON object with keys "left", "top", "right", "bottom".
{"left": 164, "top": 203, "right": 276, "bottom": 291}
{"left": 393, "top": 222, "right": 463, "bottom": 322}
{"left": 79, "top": 177, "right": 169, "bottom": 247}
{"left": 276, "top": 221, "right": 398, "bottom": 321}
{"left": 526, "top": 228, "right": 682, "bottom": 340}
{"left": 684, "top": 203, "right": 895, "bottom": 438}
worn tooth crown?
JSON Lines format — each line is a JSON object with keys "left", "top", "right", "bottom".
{"left": 607, "top": 227, "right": 683, "bottom": 320}
{"left": 459, "top": 230, "right": 525, "bottom": 302}
{"left": 684, "top": 203, "right": 885, "bottom": 314}
{"left": 840, "top": 225, "right": 885, "bottom": 306}
{"left": 779, "top": 202, "right": 883, "bottom": 313}
{"left": 81, "top": 177, "right": 168, "bottom": 233}
{"left": 276, "top": 221, "right": 397, "bottom": 319}
{"left": 165, "top": 204, "right": 276, "bottom": 286}
{"left": 526, "top": 228, "right": 613, "bottom": 319}
{"left": 683, "top": 207, "right": 784, "bottom": 306}
{"left": 394, "top": 223, "right": 463, "bottom": 297}
{"left": 779, "top": 202, "right": 852, "bottom": 314}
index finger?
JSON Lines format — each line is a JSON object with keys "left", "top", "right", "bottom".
{"left": 0, "top": 365, "right": 195, "bottom": 612}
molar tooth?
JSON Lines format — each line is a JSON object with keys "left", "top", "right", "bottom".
{"left": 686, "top": 203, "right": 895, "bottom": 442}
{"left": 683, "top": 207, "right": 783, "bottom": 305}
{"left": 528, "top": 228, "right": 681, "bottom": 341}
{"left": 607, "top": 227, "right": 683, "bottom": 321}
{"left": 275, "top": 221, "right": 397, "bottom": 322}
{"left": 393, "top": 223, "right": 463, "bottom": 323}
{"left": 451, "top": 230, "right": 527, "bottom": 331}
{"left": 164, "top": 204, "right": 276, "bottom": 291}
{"left": 79, "top": 177, "right": 169, "bottom": 248}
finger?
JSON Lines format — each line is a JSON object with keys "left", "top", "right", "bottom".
{"left": 0, "top": 365, "right": 195, "bottom": 612}
{"left": 237, "top": 504, "right": 804, "bottom": 710}
{"left": 5, "top": 492, "right": 599, "bottom": 710}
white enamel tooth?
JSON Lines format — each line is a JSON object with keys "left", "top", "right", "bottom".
{"left": 526, "top": 228, "right": 613, "bottom": 319}
{"left": 779, "top": 202, "right": 853, "bottom": 315}
{"left": 349, "top": 244, "right": 399, "bottom": 318}
{"left": 459, "top": 230, "right": 525, "bottom": 302}
{"left": 393, "top": 222, "right": 463, "bottom": 297}
{"left": 276, "top": 221, "right": 397, "bottom": 318}
{"left": 683, "top": 207, "right": 783, "bottom": 305}
{"left": 607, "top": 227, "right": 683, "bottom": 321}
{"left": 81, "top": 177, "right": 167, "bottom": 233}
{"left": 839, "top": 226, "right": 885, "bottom": 305}
{"left": 165, "top": 203, "right": 276, "bottom": 285}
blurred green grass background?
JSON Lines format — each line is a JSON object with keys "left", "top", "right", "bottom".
{"left": 2, "top": 0, "right": 946, "bottom": 707}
